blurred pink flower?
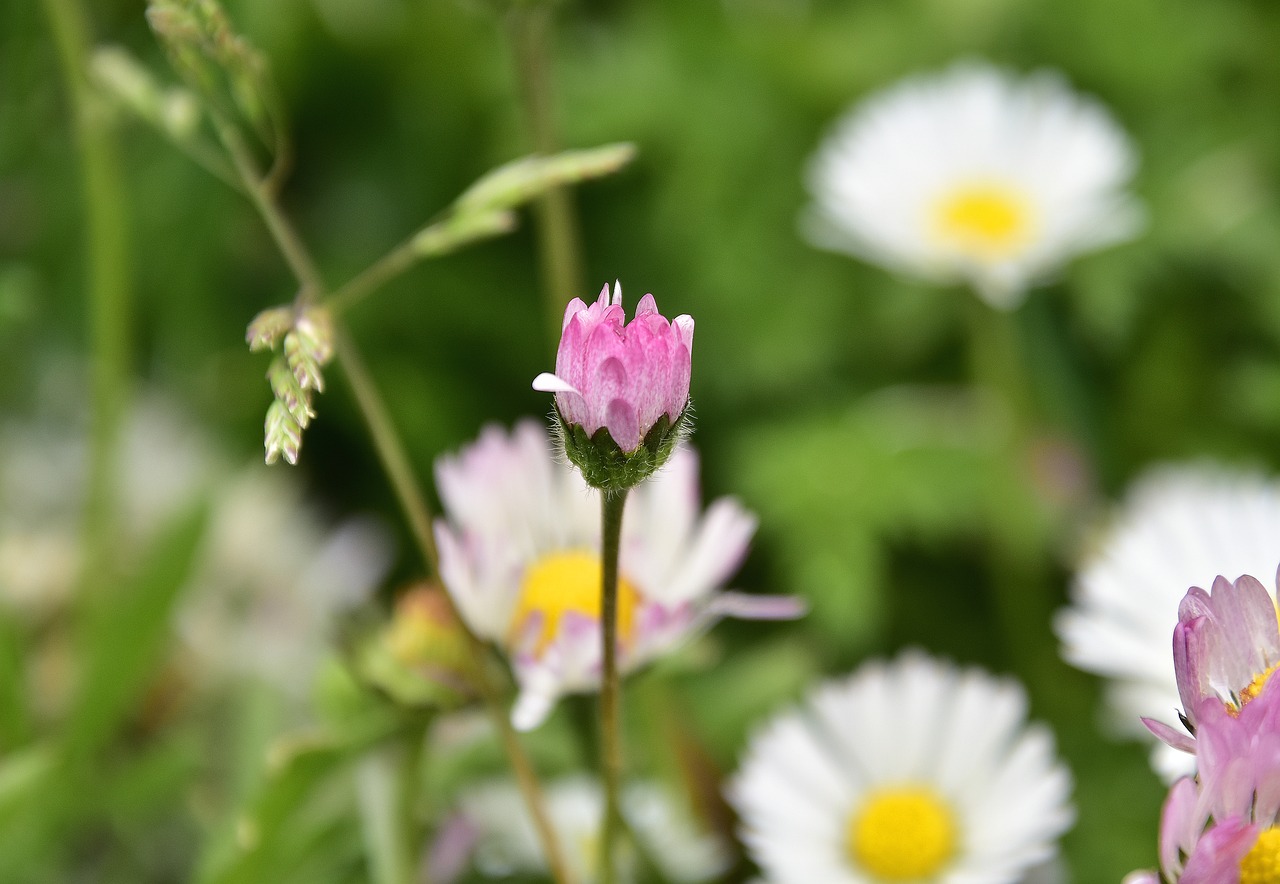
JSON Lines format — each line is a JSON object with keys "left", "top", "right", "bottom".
{"left": 533, "top": 281, "right": 693, "bottom": 454}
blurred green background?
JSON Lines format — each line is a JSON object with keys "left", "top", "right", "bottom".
{"left": 6, "top": 0, "right": 1280, "bottom": 880}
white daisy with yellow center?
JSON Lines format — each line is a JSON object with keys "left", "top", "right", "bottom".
{"left": 434, "top": 420, "right": 799, "bottom": 731}
{"left": 729, "top": 652, "right": 1073, "bottom": 884}
{"left": 805, "top": 60, "right": 1142, "bottom": 309}
{"left": 1055, "top": 464, "right": 1280, "bottom": 781}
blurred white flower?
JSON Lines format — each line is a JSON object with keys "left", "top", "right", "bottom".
{"left": 728, "top": 651, "right": 1073, "bottom": 884}
{"left": 1056, "top": 463, "right": 1280, "bottom": 781}
{"left": 458, "top": 776, "right": 729, "bottom": 883}
{"left": 805, "top": 60, "right": 1142, "bottom": 308}
{"left": 433, "top": 420, "right": 801, "bottom": 732}
{"left": 0, "top": 393, "right": 392, "bottom": 702}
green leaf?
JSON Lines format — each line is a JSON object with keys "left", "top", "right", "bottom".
{"left": 63, "top": 502, "right": 210, "bottom": 760}
{"left": 453, "top": 142, "right": 636, "bottom": 214}
{"left": 196, "top": 713, "right": 401, "bottom": 884}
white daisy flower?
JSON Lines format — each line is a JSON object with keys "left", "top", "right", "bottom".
{"left": 458, "top": 776, "right": 729, "bottom": 883}
{"left": 728, "top": 651, "right": 1074, "bottom": 884}
{"left": 434, "top": 419, "right": 801, "bottom": 732}
{"left": 1055, "top": 463, "right": 1280, "bottom": 781}
{"left": 805, "top": 60, "right": 1143, "bottom": 309}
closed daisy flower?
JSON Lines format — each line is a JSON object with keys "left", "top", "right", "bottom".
{"left": 728, "top": 651, "right": 1073, "bottom": 884}
{"left": 1055, "top": 464, "right": 1280, "bottom": 780}
{"left": 433, "top": 420, "right": 801, "bottom": 731}
{"left": 805, "top": 60, "right": 1142, "bottom": 309}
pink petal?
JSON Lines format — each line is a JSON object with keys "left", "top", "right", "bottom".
{"left": 605, "top": 398, "right": 641, "bottom": 452}
{"left": 709, "top": 592, "right": 807, "bottom": 620}
{"left": 1142, "top": 716, "right": 1197, "bottom": 755}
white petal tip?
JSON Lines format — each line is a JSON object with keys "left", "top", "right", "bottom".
{"left": 532, "top": 372, "right": 579, "bottom": 394}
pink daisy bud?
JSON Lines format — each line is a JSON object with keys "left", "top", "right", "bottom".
{"left": 533, "top": 282, "right": 694, "bottom": 492}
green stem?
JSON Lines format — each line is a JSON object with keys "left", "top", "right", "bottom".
{"left": 598, "top": 489, "right": 629, "bottom": 884}
{"left": 212, "top": 112, "right": 325, "bottom": 301}
{"left": 508, "top": 3, "right": 585, "bottom": 350}
{"left": 214, "top": 115, "right": 574, "bottom": 884}
{"left": 42, "top": 0, "right": 132, "bottom": 596}
{"left": 964, "top": 299, "right": 1052, "bottom": 682}
{"left": 356, "top": 744, "right": 416, "bottom": 884}
{"left": 326, "top": 237, "right": 425, "bottom": 316}
{"left": 333, "top": 329, "right": 575, "bottom": 884}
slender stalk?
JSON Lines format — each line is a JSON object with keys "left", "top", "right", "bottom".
{"left": 42, "top": 0, "right": 132, "bottom": 595}
{"left": 332, "top": 328, "right": 438, "bottom": 566}
{"left": 327, "top": 241, "right": 423, "bottom": 316}
{"left": 964, "top": 299, "right": 1052, "bottom": 682}
{"left": 212, "top": 112, "right": 325, "bottom": 301}
{"left": 508, "top": 3, "right": 585, "bottom": 349}
{"left": 356, "top": 744, "right": 415, "bottom": 884}
{"left": 213, "top": 115, "right": 574, "bottom": 884}
{"left": 597, "top": 489, "right": 629, "bottom": 884}
{"left": 334, "top": 329, "right": 575, "bottom": 884}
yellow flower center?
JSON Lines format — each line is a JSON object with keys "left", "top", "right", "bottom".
{"left": 509, "top": 551, "right": 641, "bottom": 653}
{"left": 1230, "top": 662, "right": 1280, "bottom": 716}
{"left": 1240, "top": 827, "right": 1280, "bottom": 884}
{"left": 933, "top": 184, "right": 1033, "bottom": 258}
{"left": 848, "top": 786, "right": 958, "bottom": 881}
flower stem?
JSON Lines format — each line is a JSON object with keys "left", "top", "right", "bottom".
{"left": 214, "top": 121, "right": 575, "bottom": 884}
{"left": 508, "top": 3, "right": 585, "bottom": 351}
{"left": 964, "top": 299, "right": 1053, "bottom": 682}
{"left": 211, "top": 111, "right": 325, "bottom": 302}
{"left": 598, "top": 488, "right": 629, "bottom": 884}
{"left": 42, "top": 0, "right": 132, "bottom": 596}
{"left": 334, "top": 329, "right": 575, "bottom": 884}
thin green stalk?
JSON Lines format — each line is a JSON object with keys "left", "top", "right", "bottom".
{"left": 598, "top": 489, "right": 629, "bottom": 884}
{"left": 212, "top": 112, "right": 325, "bottom": 301}
{"left": 332, "top": 327, "right": 439, "bottom": 566}
{"left": 964, "top": 299, "right": 1053, "bottom": 683}
{"left": 333, "top": 329, "right": 575, "bottom": 884}
{"left": 356, "top": 744, "right": 416, "bottom": 884}
{"left": 327, "top": 238, "right": 425, "bottom": 316}
{"left": 508, "top": 3, "right": 585, "bottom": 350}
{"left": 214, "top": 119, "right": 574, "bottom": 884}
{"left": 42, "top": 0, "right": 132, "bottom": 594}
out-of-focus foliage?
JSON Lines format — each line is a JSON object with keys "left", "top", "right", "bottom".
{"left": 6, "top": 0, "right": 1280, "bottom": 880}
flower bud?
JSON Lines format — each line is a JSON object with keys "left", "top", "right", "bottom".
{"left": 533, "top": 282, "right": 693, "bottom": 493}
{"left": 355, "top": 583, "right": 474, "bottom": 709}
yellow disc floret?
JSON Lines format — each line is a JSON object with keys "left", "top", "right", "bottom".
{"left": 1240, "top": 826, "right": 1280, "bottom": 884}
{"left": 849, "top": 786, "right": 958, "bottom": 881}
{"left": 1229, "top": 662, "right": 1280, "bottom": 717}
{"left": 934, "top": 184, "right": 1032, "bottom": 258}
{"left": 509, "top": 551, "right": 641, "bottom": 653}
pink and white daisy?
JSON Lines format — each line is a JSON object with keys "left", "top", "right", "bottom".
{"left": 433, "top": 420, "right": 800, "bottom": 731}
